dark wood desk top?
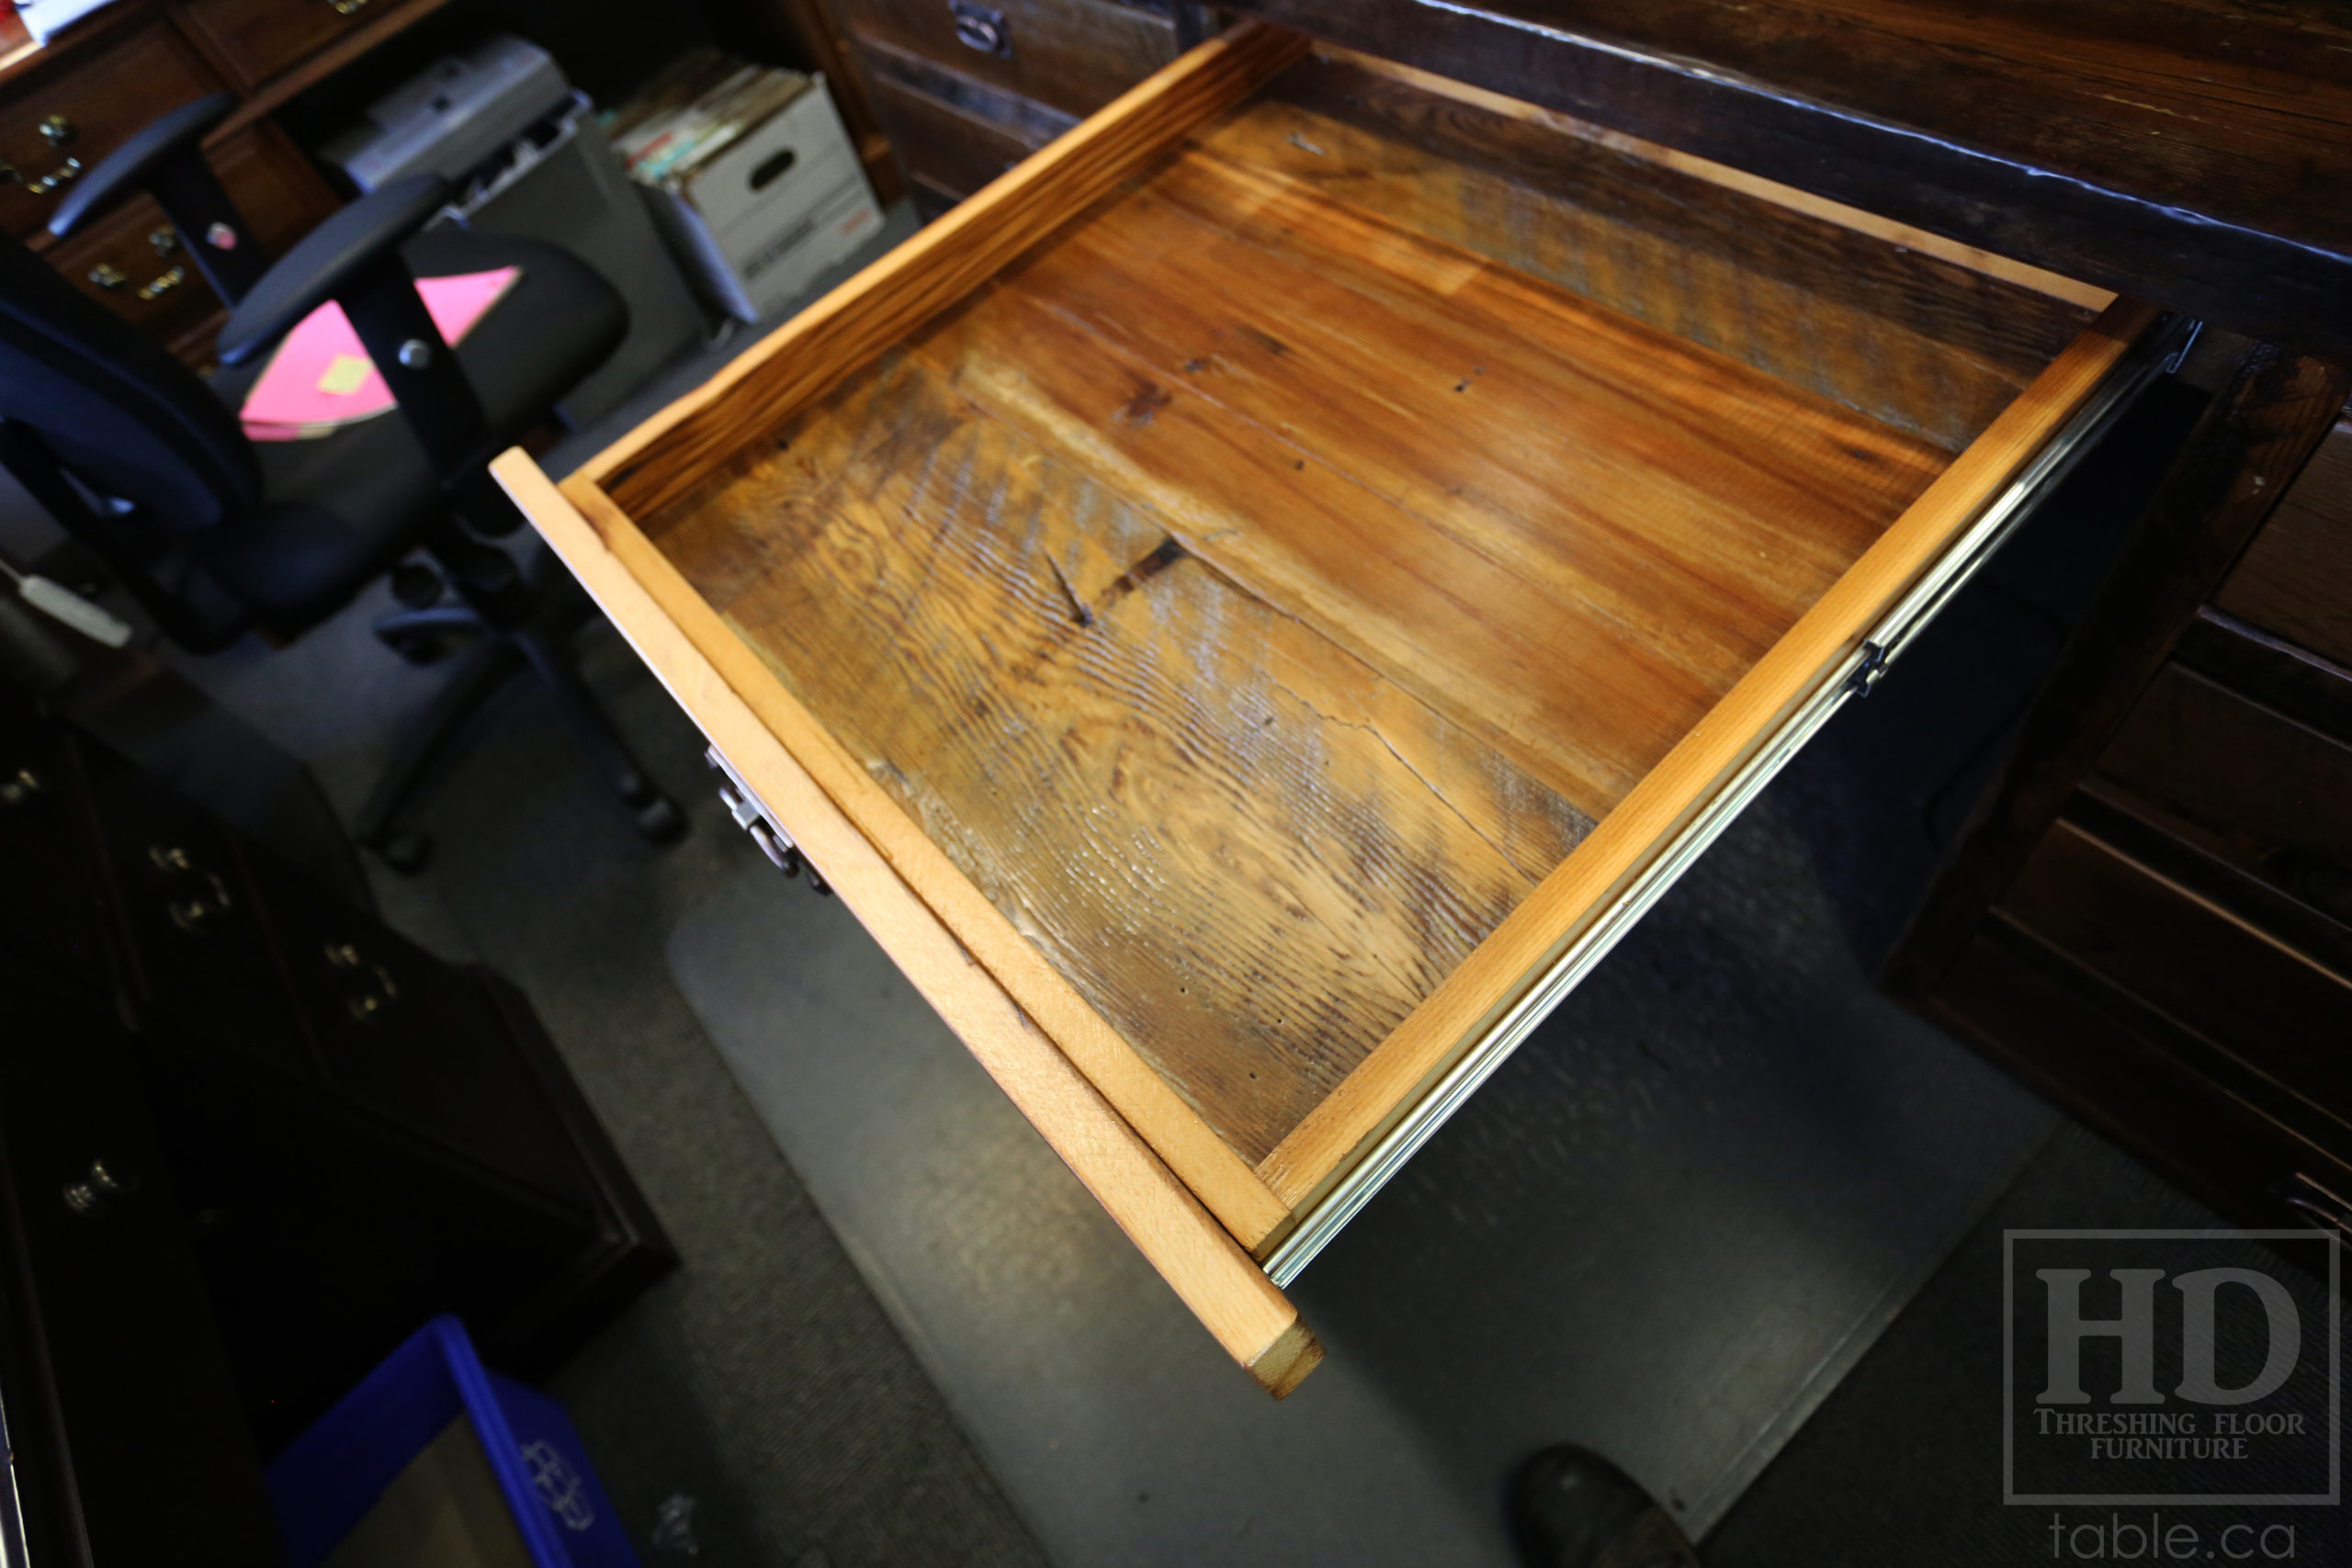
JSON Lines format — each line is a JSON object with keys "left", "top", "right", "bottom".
{"left": 1234, "top": 0, "right": 2352, "bottom": 360}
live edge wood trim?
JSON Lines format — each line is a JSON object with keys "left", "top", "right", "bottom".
{"left": 1253, "top": 296, "right": 2165, "bottom": 1213}
{"left": 580, "top": 17, "right": 1315, "bottom": 520}
{"left": 492, "top": 452, "right": 1321, "bottom": 1398}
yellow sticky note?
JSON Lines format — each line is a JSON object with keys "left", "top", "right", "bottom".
{"left": 317, "top": 354, "right": 372, "bottom": 396}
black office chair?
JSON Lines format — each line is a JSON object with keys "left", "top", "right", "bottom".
{"left": 0, "top": 97, "right": 684, "bottom": 869}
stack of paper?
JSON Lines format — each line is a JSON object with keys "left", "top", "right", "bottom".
{"left": 608, "top": 54, "right": 808, "bottom": 190}
{"left": 239, "top": 267, "right": 521, "bottom": 442}
{"left": 17, "top": 0, "right": 121, "bottom": 47}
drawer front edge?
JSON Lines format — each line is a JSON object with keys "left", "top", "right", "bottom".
{"left": 492, "top": 450, "right": 1319, "bottom": 1397}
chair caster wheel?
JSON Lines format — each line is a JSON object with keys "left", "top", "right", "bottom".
{"left": 387, "top": 636, "right": 447, "bottom": 666}
{"left": 373, "top": 832, "right": 432, "bottom": 874}
{"left": 635, "top": 796, "right": 686, "bottom": 844}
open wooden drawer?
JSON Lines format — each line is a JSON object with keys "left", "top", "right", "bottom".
{"left": 495, "top": 22, "right": 2182, "bottom": 1396}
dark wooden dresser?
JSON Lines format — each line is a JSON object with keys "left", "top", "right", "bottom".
{"left": 0, "top": 680, "right": 671, "bottom": 1560}
{"left": 1886, "top": 346, "right": 2352, "bottom": 1236}
{"left": 0, "top": 0, "right": 467, "bottom": 365}
{"left": 829, "top": 0, "right": 1211, "bottom": 212}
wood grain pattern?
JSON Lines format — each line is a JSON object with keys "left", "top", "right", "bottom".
{"left": 494, "top": 450, "right": 1322, "bottom": 1396}
{"left": 1223, "top": 0, "right": 2352, "bottom": 362}
{"left": 634, "top": 101, "right": 1996, "bottom": 1179}
{"left": 1216, "top": 51, "right": 2098, "bottom": 454}
{"left": 2090, "top": 661, "right": 2352, "bottom": 934}
{"left": 556, "top": 33, "right": 2154, "bottom": 1290}
{"left": 1927, "top": 921, "right": 2352, "bottom": 1231}
{"left": 865, "top": 73, "right": 1056, "bottom": 207}
{"left": 0, "top": 18, "right": 220, "bottom": 240}
{"left": 175, "top": 0, "right": 383, "bottom": 93}
{"left": 842, "top": 0, "right": 1179, "bottom": 120}
{"left": 1260, "top": 296, "right": 2158, "bottom": 1211}
{"left": 582, "top": 18, "right": 1315, "bottom": 520}
{"left": 654, "top": 350, "right": 1594, "bottom": 1162}
{"left": 2216, "top": 418, "right": 2352, "bottom": 673}
{"left": 568, "top": 468, "right": 1298, "bottom": 1249}
{"left": 1312, "top": 46, "right": 2113, "bottom": 315}
{"left": 899, "top": 144, "right": 1951, "bottom": 818}
{"left": 2001, "top": 817, "right": 2352, "bottom": 1124}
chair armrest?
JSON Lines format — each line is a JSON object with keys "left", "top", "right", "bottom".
{"left": 216, "top": 175, "right": 451, "bottom": 367}
{"left": 48, "top": 93, "right": 236, "bottom": 240}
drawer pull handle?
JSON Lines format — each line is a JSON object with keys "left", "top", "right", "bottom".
{"left": 2281, "top": 1175, "right": 2352, "bottom": 1237}
{"left": 150, "top": 843, "right": 234, "bottom": 931}
{"left": 0, "top": 766, "right": 40, "bottom": 805}
{"left": 134, "top": 265, "right": 187, "bottom": 302}
{"left": 149, "top": 226, "right": 179, "bottom": 257}
{"left": 62, "top": 1157, "right": 136, "bottom": 1218}
{"left": 707, "top": 747, "right": 830, "bottom": 894}
{"left": 0, "top": 153, "right": 81, "bottom": 196}
{"left": 324, "top": 942, "right": 401, "bottom": 1022}
{"left": 38, "top": 115, "right": 74, "bottom": 148}
{"left": 950, "top": 0, "right": 1011, "bottom": 56}
{"left": 87, "top": 262, "right": 127, "bottom": 290}
{"left": 320, "top": 0, "right": 372, "bottom": 14}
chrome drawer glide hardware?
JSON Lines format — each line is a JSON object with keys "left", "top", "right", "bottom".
{"left": 1843, "top": 640, "right": 1890, "bottom": 698}
{"left": 1263, "top": 310, "right": 2203, "bottom": 1289}
{"left": 704, "top": 747, "right": 830, "bottom": 895}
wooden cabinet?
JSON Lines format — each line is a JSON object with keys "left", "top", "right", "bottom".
{"left": 0, "top": 686, "right": 673, "bottom": 1461}
{"left": 0, "top": 17, "right": 222, "bottom": 237}
{"left": 865, "top": 67, "right": 1051, "bottom": 206}
{"left": 1888, "top": 372, "right": 2352, "bottom": 1237}
{"left": 830, "top": 0, "right": 1190, "bottom": 209}
{"left": 842, "top": 0, "right": 1178, "bottom": 118}
{"left": 498, "top": 24, "right": 2164, "bottom": 1393}
{"left": 1, "top": 0, "right": 455, "bottom": 365}
{"left": 175, "top": 0, "right": 382, "bottom": 92}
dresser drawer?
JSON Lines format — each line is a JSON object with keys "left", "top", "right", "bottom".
{"left": 499, "top": 27, "right": 2154, "bottom": 1393}
{"left": 2217, "top": 414, "right": 2352, "bottom": 671}
{"left": 1998, "top": 818, "right": 2352, "bottom": 1123}
{"left": 82, "top": 745, "right": 312, "bottom": 1075}
{"left": 175, "top": 0, "right": 387, "bottom": 93}
{"left": 868, "top": 72, "right": 1049, "bottom": 206}
{"left": 248, "top": 859, "right": 589, "bottom": 1203}
{"left": 0, "top": 693, "right": 109, "bottom": 986}
{"left": 48, "top": 122, "right": 339, "bottom": 355}
{"left": 843, "top": 0, "right": 1178, "bottom": 120}
{"left": 0, "top": 21, "right": 223, "bottom": 239}
{"left": 2091, "top": 660, "right": 2352, "bottom": 929}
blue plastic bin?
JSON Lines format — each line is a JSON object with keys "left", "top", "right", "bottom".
{"left": 266, "top": 1315, "right": 640, "bottom": 1568}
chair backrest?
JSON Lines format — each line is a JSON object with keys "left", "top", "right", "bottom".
{"left": 0, "top": 234, "right": 258, "bottom": 531}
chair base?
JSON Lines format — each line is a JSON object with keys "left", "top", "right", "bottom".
{"left": 354, "top": 548, "right": 684, "bottom": 872}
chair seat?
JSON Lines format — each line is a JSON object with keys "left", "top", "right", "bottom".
{"left": 196, "top": 227, "right": 627, "bottom": 626}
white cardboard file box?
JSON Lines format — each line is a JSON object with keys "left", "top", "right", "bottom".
{"left": 613, "top": 57, "right": 883, "bottom": 322}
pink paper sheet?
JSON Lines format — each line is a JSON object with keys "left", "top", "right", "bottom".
{"left": 239, "top": 267, "right": 521, "bottom": 441}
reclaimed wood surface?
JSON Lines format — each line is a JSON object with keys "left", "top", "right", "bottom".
{"left": 495, "top": 452, "right": 1324, "bottom": 1395}
{"left": 1261, "top": 295, "right": 2156, "bottom": 1212}
{"left": 526, "top": 29, "right": 2165, "bottom": 1367}
{"left": 1223, "top": 0, "right": 2352, "bottom": 362}
{"left": 582, "top": 19, "right": 1313, "bottom": 520}
{"left": 634, "top": 52, "right": 2098, "bottom": 1186}
{"left": 1225, "top": 51, "right": 2099, "bottom": 454}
